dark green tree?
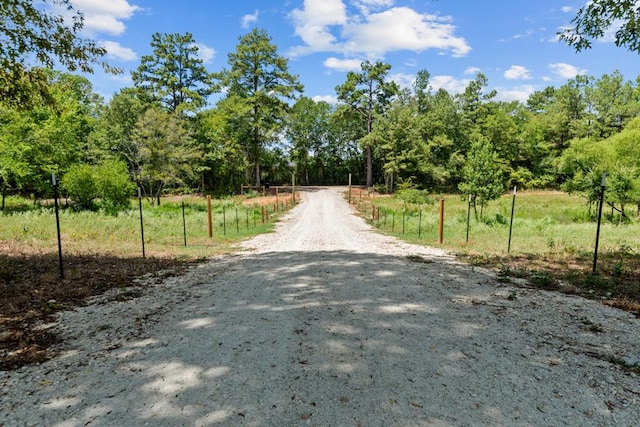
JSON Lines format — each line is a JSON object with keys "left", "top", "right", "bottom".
{"left": 132, "top": 32, "right": 215, "bottom": 113}
{"left": 336, "top": 60, "right": 399, "bottom": 187}
{"left": 131, "top": 108, "right": 199, "bottom": 204}
{"left": 217, "top": 28, "right": 303, "bottom": 186}
{"left": 194, "top": 97, "right": 251, "bottom": 193}
{"left": 285, "top": 97, "right": 333, "bottom": 185}
{"left": 458, "top": 135, "right": 505, "bottom": 219}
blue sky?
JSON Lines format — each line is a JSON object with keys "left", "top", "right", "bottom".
{"left": 63, "top": 0, "right": 640, "bottom": 105}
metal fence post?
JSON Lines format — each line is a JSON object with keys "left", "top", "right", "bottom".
{"left": 52, "top": 173, "right": 64, "bottom": 278}
{"left": 593, "top": 173, "right": 606, "bottom": 274}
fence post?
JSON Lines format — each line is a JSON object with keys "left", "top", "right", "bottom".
{"left": 466, "top": 195, "right": 471, "bottom": 243}
{"left": 438, "top": 199, "right": 444, "bottom": 244}
{"left": 182, "top": 200, "right": 187, "bottom": 246}
{"left": 223, "top": 205, "right": 227, "bottom": 236}
{"left": 593, "top": 173, "right": 606, "bottom": 274}
{"left": 207, "top": 195, "right": 213, "bottom": 238}
{"left": 138, "top": 187, "right": 146, "bottom": 258}
{"left": 52, "top": 173, "right": 64, "bottom": 278}
{"left": 507, "top": 186, "right": 517, "bottom": 253}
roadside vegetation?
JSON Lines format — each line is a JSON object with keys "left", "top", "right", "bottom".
{"left": 350, "top": 187, "right": 640, "bottom": 316}
{"left": 0, "top": 192, "right": 295, "bottom": 370}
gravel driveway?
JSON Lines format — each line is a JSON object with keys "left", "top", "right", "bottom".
{"left": 1, "top": 187, "right": 639, "bottom": 426}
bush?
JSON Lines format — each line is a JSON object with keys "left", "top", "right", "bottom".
{"left": 94, "top": 160, "right": 135, "bottom": 214}
{"left": 61, "top": 164, "right": 98, "bottom": 210}
{"left": 61, "top": 160, "right": 134, "bottom": 214}
{"left": 396, "top": 188, "right": 432, "bottom": 205}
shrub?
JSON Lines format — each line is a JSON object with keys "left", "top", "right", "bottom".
{"left": 94, "top": 160, "right": 135, "bottom": 214}
{"left": 61, "top": 164, "right": 98, "bottom": 210}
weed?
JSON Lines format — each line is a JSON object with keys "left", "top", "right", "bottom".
{"left": 530, "top": 271, "right": 557, "bottom": 289}
{"left": 584, "top": 274, "right": 613, "bottom": 291}
{"left": 613, "top": 260, "right": 624, "bottom": 277}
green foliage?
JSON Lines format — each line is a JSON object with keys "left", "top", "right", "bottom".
{"left": 131, "top": 108, "right": 199, "bottom": 204}
{"left": 336, "top": 60, "right": 399, "bottom": 187}
{"left": 0, "top": 0, "right": 115, "bottom": 109}
{"left": 94, "top": 160, "right": 135, "bottom": 214}
{"left": 61, "top": 160, "right": 134, "bottom": 213}
{"left": 217, "top": 28, "right": 303, "bottom": 187}
{"left": 62, "top": 164, "right": 97, "bottom": 210}
{"left": 559, "top": 0, "right": 640, "bottom": 53}
{"left": 458, "top": 135, "right": 505, "bottom": 217}
{"left": 132, "top": 32, "right": 215, "bottom": 113}
{"left": 395, "top": 189, "right": 432, "bottom": 205}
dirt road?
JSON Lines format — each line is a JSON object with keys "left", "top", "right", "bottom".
{"left": 1, "top": 187, "right": 639, "bottom": 426}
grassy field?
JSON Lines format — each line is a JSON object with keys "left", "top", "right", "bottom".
{"left": 349, "top": 188, "right": 640, "bottom": 313}
{"left": 1, "top": 193, "right": 293, "bottom": 258}
{"left": 0, "top": 192, "right": 296, "bottom": 369}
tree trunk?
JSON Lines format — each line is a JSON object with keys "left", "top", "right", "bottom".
{"left": 365, "top": 97, "right": 374, "bottom": 188}
{"left": 253, "top": 111, "right": 261, "bottom": 187}
{"left": 366, "top": 146, "right": 373, "bottom": 188}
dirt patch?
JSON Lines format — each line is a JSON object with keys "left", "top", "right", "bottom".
{"left": 0, "top": 250, "right": 194, "bottom": 370}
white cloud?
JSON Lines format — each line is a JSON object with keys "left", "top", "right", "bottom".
{"left": 289, "top": 2, "right": 470, "bottom": 59}
{"left": 390, "top": 72, "right": 415, "bottom": 89}
{"left": 242, "top": 10, "right": 259, "bottom": 28}
{"left": 353, "top": 0, "right": 395, "bottom": 15}
{"left": 430, "top": 75, "right": 470, "bottom": 94}
{"left": 342, "top": 7, "right": 471, "bottom": 57}
{"left": 99, "top": 41, "right": 137, "bottom": 61}
{"left": 195, "top": 44, "right": 216, "bottom": 64}
{"left": 548, "top": 62, "right": 587, "bottom": 79}
{"left": 312, "top": 94, "right": 338, "bottom": 104}
{"left": 69, "top": 0, "right": 141, "bottom": 36}
{"left": 504, "top": 65, "right": 532, "bottom": 80}
{"left": 289, "top": 0, "right": 348, "bottom": 55}
{"left": 323, "top": 57, "right": 363, "bottom": 71}
{"left": 560, "top": 6, "right": 573, "bottom": 13}
{"left": 464, "top": 66, "right": 481, "bottom": 75}
{"left": 494, "top": 85, "right": 535, "bottom": 102}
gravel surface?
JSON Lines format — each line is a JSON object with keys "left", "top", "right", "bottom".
{"left": 1, "top": 186, "right": 640, "bottom": 426}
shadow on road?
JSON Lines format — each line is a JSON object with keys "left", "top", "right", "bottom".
{"left": 18, "top": 249, "right": 633, "bottom": 426}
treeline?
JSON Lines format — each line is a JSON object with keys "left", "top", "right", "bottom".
{"left": 2, "top": 28, "right": 640, "bottom": 215}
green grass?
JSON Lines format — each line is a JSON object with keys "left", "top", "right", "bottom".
{"left": 350, "top": 188, "right": 640, "bottom": 308}
{"left": 354, "top": 190, "right": 640, "bottom": 256}
{"left": 0, "top": 195, "right": 289, "bottom": 259}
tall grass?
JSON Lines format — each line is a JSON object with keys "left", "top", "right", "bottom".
{"left": 0, "top": 195, "right": 290, "bottom": 259}
{"left": 353, "top": 189, "right": 640, "bottom": 257}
